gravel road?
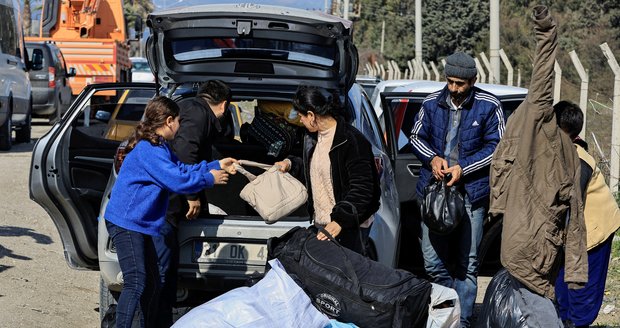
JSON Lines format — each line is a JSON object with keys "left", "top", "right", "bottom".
{"left": 0, "top": 121, "right": 99, "bottom": 327}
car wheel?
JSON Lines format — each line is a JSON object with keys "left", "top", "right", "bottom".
{"left": 15, "top": 109, "right": 31, "bottom": 144}
{"left": 99, "top": 277, "right": 119, "bottom": 323}
{"left": 0, "top": 110, "right": 12, "bottom": 151}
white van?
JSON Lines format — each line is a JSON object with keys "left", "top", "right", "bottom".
{"left": 0, "top": 0, "right": 39, "bottom": 150}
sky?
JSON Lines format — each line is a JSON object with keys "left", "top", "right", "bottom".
{"left": 153, "top": 0, "right": 330, "bottom": 11}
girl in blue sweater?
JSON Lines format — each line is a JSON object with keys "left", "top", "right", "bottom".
{"left": 104, "top": 96, "right": 237, "bottom": 328}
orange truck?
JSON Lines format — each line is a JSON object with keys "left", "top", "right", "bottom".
{"left": 26, "top": 0, "right": 131, "bottom": 96}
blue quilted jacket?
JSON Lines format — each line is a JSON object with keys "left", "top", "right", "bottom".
{"left": 410, "top": 85, "right": 505, "bottom": 206}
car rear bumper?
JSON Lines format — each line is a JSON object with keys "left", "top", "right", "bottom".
{"left": 32, "top": 88, "right": 56, "bottom": 115}
{"left": 99, "top": 216, "right": 310, "bottom": 295}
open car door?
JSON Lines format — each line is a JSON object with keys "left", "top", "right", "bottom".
{"left": 29, "top": 83, "right": 156, "bottom": 269}
{"left": 380, "top": 92, "right": 427, "bottom": 204}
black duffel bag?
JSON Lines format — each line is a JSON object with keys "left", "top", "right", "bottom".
{"left": 267, "top": 226, "right": 432, "bottom": 328}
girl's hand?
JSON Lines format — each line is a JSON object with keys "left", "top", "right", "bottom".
{"left": 210, "top": 169, "right": 229, "bottom": 184}
{"left": 186, "top": 199, "right": 201, "bottom": 219}
{"left": 317, "top": 221, "right": 342, "bottom": 241}
{"left": 274, "top": 158, "right": 291, "bottom": 173}
{"left": 219, "top": 157, "right": 238, "bottom": 174}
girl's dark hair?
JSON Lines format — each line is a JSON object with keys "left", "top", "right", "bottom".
{"left": 292, "top": 85, "right": 343, "bottom": 119}
{"left": 119, "top": 96, "right": 180, "bottom": 161}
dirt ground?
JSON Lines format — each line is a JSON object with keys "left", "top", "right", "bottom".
{"left": 0, "top": 122, "right": 618, "bottom": 327}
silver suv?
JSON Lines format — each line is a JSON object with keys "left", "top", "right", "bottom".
{"left": 0, "top": 0, "right": 40, "bottom": 150}
{"left": 29, "top": 4, "right": 401, "bottom": 320}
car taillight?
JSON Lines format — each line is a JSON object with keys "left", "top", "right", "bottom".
{"left": 48, "top": 67, "right": 56, "bottom": 88}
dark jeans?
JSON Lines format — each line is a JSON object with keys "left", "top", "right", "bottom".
{"left": 106, "top": 220, "right": 161, "bottom": 328}
{"left": 152, "top": 220, "right": 179, "bottom": 328}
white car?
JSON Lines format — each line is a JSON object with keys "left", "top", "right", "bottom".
{"left": 130, "top": 57, "right": 155, "bottom": 82}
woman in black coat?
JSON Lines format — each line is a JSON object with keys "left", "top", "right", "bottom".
{"left": 276, "top": 85, "right": 381, "bottom": 255}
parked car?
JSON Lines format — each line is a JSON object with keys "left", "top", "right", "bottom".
{"left": 26, "top": 41, "right": 76, "bottom": 123}
{"left": 29, "top": 4, "right": 401, "bottom": 319}
{"left": 130, "top": 57, "right": 155, "bottom": 82}
{"left": 380, "top": 82, "right": 528, "bottom": 275}
{"left": 0, "top": 0, "right": 39, "bottom": 150}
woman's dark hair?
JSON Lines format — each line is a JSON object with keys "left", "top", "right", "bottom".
{"left": 198, "top": 80, "right": 232, "bottom": 107}
{"left": 119, "top": 96, "right": 180, "bottom": 161}
{"left": 553, "top": 100, "right": 583, "bottom": 140}
{"left": 292, "top": 85, "right": 343, "bottom": 119}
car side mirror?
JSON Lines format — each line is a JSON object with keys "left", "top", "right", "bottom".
{"left": 67, "top": 67, "right": 77, "bottom": 77}
{"left": 95, "top": 110, "right": 111, "bottom": 123}
{"left": 31, "top": 49, "right": 44, "bottom": 71}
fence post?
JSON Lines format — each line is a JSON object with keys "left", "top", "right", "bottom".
{"left": 407, "top": 60, "right": 414, "bottom": 79}
{"left": 380, "top": 63, "right": 386, "bottom": 80}
{"left": 480, "top": 52, "right": 495, "bottom": 84}
{"left": 393, "top": 60, "right": 402, "bottom": 79}
{"left": 474, "top": 57, "right": 486, "bottom": 84}
{"left": 374, "top": 61, "right": 382, "bottom": 79}
{"left": 517, "top": 68, "right": 521, "bottom": 87}
{"left": 600, "top": 42, "right": 620, "bottom": 190}
{"left": 499, "top": 49, "right": 513, "bottom": 86}
{"left": 554, "top": 60, "right": 562, "bottom": 105}
{"left": 422, "top": 62, "right": 431, "bottom": 80}
{"left": 430, "top": 61, "right": 440, "bottom": 81}
{"left": 569, "top": 50, "right": 589, "bottom": 140}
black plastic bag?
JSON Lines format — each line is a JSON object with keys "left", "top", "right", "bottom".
{"left": 422, "top": 176, "right": 465, "bottom": 235}
{"left": 476, "top": 269, "right": 527, "bottom": 328}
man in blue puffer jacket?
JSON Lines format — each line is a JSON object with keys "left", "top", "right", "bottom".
{"left": 409, "top": 51, "right": 505, "bottom": 327}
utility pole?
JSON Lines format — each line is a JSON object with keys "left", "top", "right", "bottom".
{"left": 490, "top": 0, "right": 501, "bottom": 84}
{"left": 415, "top": 0, "right": 422, "bottom": 73}
{"left": 380, "top": 20, "right": 385, "bottom": 54}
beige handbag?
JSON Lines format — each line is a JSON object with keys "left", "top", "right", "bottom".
{"left": 235, "top": 160, "right": 308, "bottom": 224}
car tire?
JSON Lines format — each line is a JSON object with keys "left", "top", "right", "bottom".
{"left": 99, "top": 277, "right": 119, "bottom": 323}
{"left": 0, "top": 109, "right": 12, "bottom": 151}
{"left": 15, "top": 108, "right": 32, "bottom": 144}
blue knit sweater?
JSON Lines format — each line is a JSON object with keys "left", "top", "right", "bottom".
{"left": 104, "top": 140, "right": 220, "bottom": 236}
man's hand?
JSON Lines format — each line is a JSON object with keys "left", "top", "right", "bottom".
{"left": 317, "top": 221, "right": 342, "bottom": 241}
{"left": 219, "top": 157, "right": 238, "bottom": 174}
{"left": 186, "top": 199, "right": 201, "bottom": 219}
{"left": 442, "top": 164, "right": 463, "bottom": 186}
{"left": 430, "top": 156, "right": 449, "bottom": 180}
{"left": 274, "top": 159, "right": 291, "bottom": 173}
{"left": 210, "top": 169, "right": 229, "bottom": 184}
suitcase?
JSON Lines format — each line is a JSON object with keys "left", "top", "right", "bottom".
{"left": 268, "top": 226, "right": 432, "bottom": 328}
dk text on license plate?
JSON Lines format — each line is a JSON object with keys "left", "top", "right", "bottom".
{"left": 194, "top": 241, "right": 267, "bottom": 265}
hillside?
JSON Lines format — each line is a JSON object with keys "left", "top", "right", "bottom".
{"left": 353, "top": 0, "right": 620, "bottom": 179}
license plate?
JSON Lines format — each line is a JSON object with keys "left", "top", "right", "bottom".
{"left": 193, "top": 241, "right": 267, "bottom": 265}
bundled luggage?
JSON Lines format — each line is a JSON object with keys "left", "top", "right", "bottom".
{"left": 268, "top": 226, "right": 432, "bottom": 328}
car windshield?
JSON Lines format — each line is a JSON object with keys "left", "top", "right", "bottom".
{"left": 170, "top": 37, "right": 336, "bottom": 67}
{"left": 132, "top": 61, "right": 151, "bottom": 72}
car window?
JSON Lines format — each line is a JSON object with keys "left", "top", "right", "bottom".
{"left": 132, "top": 61, "right": 151, "bottom": 72}
{"left": 74, "top": 88, "right": 156, "bottom": 141}
{"left": 171, "top": 37, "right": 337, "bottom": 67}
{"left": 0, "top": 5, "right": 18, "bottom": 57}
{"left": 384, "top": 97, "right": 423, "bottom": 155}
{"left": 500, "top": 98, "right": 523, "bottom": 118}
{"left": 358, "top": 93, "right": 383, "bottom": 150}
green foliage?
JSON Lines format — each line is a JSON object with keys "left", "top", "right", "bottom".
{"left": 123, "top": 0, "right": 154, "bottom": 32}
{"left": 353, "top": 0, "right": 620, "bottom": 95}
